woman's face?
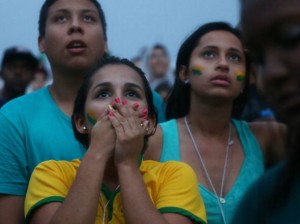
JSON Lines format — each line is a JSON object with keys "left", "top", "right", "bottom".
{"left": 183, "top": 30, "right": 246, "bottom": 102}
{"left": 83, "top": 64, "right": 149, "bottom": 129}
{"left": 242, "top": 0, "right": 300, "bottom": 126}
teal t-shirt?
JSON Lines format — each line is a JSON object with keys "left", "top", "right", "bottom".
{"left": 0, "top": 87, "right": 86, "bottom": 196}
{"left": 160, "top": 119, "right": 264, "bottom": 224}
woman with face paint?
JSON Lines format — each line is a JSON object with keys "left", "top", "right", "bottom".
{"left": 144, "top": 22, "right": 287, "bottom": 224}
{"left": 24, "top": 57, "right": 207, "bottom": 224}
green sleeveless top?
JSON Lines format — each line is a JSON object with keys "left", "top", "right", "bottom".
{"left": 159, "top": 119, "right": 264, "bottom": 224}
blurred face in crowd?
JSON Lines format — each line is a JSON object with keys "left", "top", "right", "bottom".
{"left": 148, "top": 47, "right": 170, "bottom": 79}
{"left": 1, "top": 58, "right": 35, "bottom": 96}
{"left": 241, "top": 0, "right": 300, "bottom": 127}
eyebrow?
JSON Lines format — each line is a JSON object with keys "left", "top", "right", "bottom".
{"left": 51, "top": 8, "right": 99, "bottom": 15}
{"left": 91, "top": 82, "right": 144, "bottom": 92}
{"left": 124, "top": 82, "right": 144, "bottom": 92}
{"left": 202, "top": 45, "right": 243, "bottom": 54}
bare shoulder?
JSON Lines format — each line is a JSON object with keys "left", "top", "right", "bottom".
{"left": 249, "top": 120, "right": 287, "bottom": 165}
{"left": 143, "top": 124, "right": 163, "bottom": 161}
{"left": 249, "top": 120, "right": 287, "bottom": 142}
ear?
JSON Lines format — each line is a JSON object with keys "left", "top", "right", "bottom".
{"left": 146, "top": 115, "right": 157, "bottom": 137}
{"left": 74, "top": 114, "right": 88, "bottom": 134}
{"left": 178, "top": 65, "right": 188, "bottom": 83}
{"left": 38, "top": 36, "right": 45, "bottom": 53}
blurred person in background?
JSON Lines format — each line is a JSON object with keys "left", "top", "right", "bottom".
{"left": 233, "top": 0, "right": 300, "bottom": 223}
{"left": 0, "top": 46, "right": 38, "bottom": 108}
{"left": 26, "top": 66, "right": 50, "bottom": 94}
{"left": 145, "top": 43, "right": 174, "bottom": 99}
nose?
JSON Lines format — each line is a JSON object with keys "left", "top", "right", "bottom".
{"left": 68, "top": 17, "right": 83, "bottom": 34}
{"left": 216, "top": 54, "right": 229, "bottom": 72}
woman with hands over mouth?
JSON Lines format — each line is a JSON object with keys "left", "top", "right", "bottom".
{"left": 24, "top": 56, "right": 207, "bottom": 224}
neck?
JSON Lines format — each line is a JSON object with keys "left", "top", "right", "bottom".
{"left": 188, "top": 98, "right": 232, "bottom": 137}
{"left": 49, "top": 67, "right": 85, "bottom": 116}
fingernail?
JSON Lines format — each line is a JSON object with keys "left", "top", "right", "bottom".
{"left": 114, "top": 98, "right": 121, "bottom": 103}
{"left": 133, "top": 103, "right": 139, "bottom": 110}
{"left": 141, "top": 108, "right": 148, "bottom": 115}
{"left": 108, "top": 111, "right": 114, "bottom": 117}
{"left": 122, "top": 99, "right": 127, "bottom": 105}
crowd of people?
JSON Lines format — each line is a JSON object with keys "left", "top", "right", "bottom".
{"left": 0, "top": 0, "right": 299, "bottom": 223}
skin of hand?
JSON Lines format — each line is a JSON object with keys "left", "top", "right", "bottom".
{"left": 108, "top": 102, "right": 149, "bottom": 167}
{"left": 88, "top": 110, "right": 117, "bottom": 160}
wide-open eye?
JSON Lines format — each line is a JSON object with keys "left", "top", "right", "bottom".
{"left": 83, "top": 14, "right": 97, "bottom": 23}
{"left": 202, "top": 50, "right": 216, "bottom": 59}
{"left": 96, "top": 90, "right": 112, "bottom": 98}
{"left": 53, "top": 14, "right": 68, "bottom": 23}
{"left": 228, "top": 53, "right": 242, "bottom": 62}
{"left": 125, "top": 90, "right": 140, "bottom": 98}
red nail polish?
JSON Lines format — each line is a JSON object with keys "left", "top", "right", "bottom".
{"left": 114, "top": 98, "right": 120, "bottom": 103}
{"left": 122, "top": 99, "right": 127, "bottom": 105}
{"left": 141, "top": 108, "right": 148, "bottom": 115}
{"left": 108, "top": 111, "right": 114, "bottom": 117}
{"left": 133, "top": 103, "right": 140, "bottom": 110}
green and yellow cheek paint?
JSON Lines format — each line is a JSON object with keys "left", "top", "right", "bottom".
{"left": 86, "top": 110, "right": 97, "bottom": 125}
{"left": 236, "top": 71, "right": 246, "bottom": 81}
{"left": 192, "top": 65, "right": 204, "bottom": 76}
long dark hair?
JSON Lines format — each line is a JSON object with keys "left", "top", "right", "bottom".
{"left": 166, "top": 22, "right": 251, "bottom": 120}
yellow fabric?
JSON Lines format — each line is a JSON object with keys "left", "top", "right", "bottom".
{"left": 25, "top": 159, "right": 207, "bottom": 224}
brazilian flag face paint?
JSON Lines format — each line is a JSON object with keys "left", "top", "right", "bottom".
{"left": 192, "top": 65, "right": 204, "bottom": 76}
{"left": 236, "top": 71, "right": 246, "bottom": 81}
{"left": 87, "top": 111, "right": 97, "bottom": 125}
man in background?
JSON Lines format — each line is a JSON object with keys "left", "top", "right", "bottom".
{"left": 0, "top": 46, "right": 38, "bottom": 108}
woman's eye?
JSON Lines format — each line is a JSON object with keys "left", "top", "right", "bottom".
{"left": 125, "top": 91, "right": 139, "bottom": 98}
{"left": 96, "top": 91, "right": 111, "bottom": 98}
{"left": 229, "top": 54, "right": 241, "bottom": 62}
{"left": 202, "top": 51, "right": 215, "bottom": 59}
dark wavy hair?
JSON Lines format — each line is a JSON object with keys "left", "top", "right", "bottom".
{"left": 72, "top": 56, "right": 157, "bottom": 152}
{"left": 166, "top": 21, "right": 251, "bottom": 120}
{"left": 38, "top": 0, "right": 107, "bottom": 40}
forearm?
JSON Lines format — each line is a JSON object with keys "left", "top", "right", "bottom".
{"left": 117, "top": 164, "right": 168, "bottom": 224}
{"left": 0, "top": 195, "right": 25, "bottom": 224}
{"left": 49, "top": 153, "right": 107, "bottom": 224}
